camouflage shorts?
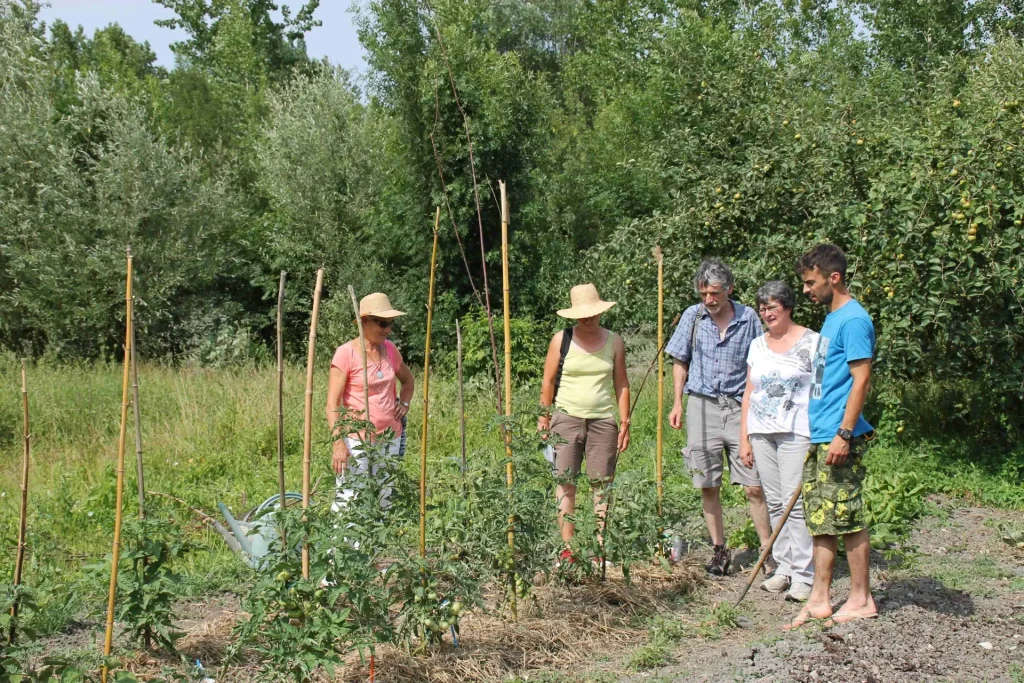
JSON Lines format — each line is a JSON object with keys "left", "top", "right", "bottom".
{"left": 801, "top": 436, "right": 871, "bottom": 537}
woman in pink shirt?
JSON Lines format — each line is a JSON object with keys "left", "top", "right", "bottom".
{"left": 326, "top": 292, "right": 415, "bottom": 509}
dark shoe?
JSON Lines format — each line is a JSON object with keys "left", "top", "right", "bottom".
{"left": 762, "top": 554, "right": 779, "bottom": 576}
{"left": 705, "top": 544, "right": 731, "bottom": 576}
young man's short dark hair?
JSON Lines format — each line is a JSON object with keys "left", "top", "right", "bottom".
{"left": 796, "top": 244, "right": 848, "bottom": 282}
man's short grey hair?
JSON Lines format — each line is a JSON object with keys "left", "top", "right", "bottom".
{"left": 692, "top": 259, "right": 734, "bottom": 294}
{"left": 755, "top": 280, "right": 796, "bottom": 311}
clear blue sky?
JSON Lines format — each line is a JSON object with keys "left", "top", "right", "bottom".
{"left": 37, "top": 0, "right": 368, "bottom": 73}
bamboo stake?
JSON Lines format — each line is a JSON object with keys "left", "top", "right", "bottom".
{"left": 277, "top": 271, "right": 287, "bottom": 522}
{"left": 416, "top": 208, "right": 441, "bottom": 558}
{"left": 101, "top": 249, "right": 133, "bottom": 682}
{"left": 654, "top": 246, "right": 665, "bottom": 517}
{"left": 9, "top": 360, "right": 30, "bottom": 645}
{"left": 455, "top": 319, "right": 467, "bottom": 481}
{"left": 301, "top": 269, "right": 325, "bottom": 580}
{"left": 499, "top": 181, "right": 517, "bottom": 620}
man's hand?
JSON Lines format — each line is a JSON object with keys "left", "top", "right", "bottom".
{"left": 537, "top": 414, "right": 551, "bottom": 437}
{"left": 394, "top": 401, "right": 410, "bottom": 420}
{"left": 825, "top": 434, "right": 850, "bottom": 466}
{"left": 332, "top": 439, "right": 349, "bottom": 475}
{"left": 669, "top": 401, "right": 683, "bottom": 430}
{"left": 739, "top": 440, "right": 755, "bottom": 468}
{"left": 617, "top": 423, "right": 631, "bottom": 453}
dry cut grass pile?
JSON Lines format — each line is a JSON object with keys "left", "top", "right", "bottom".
{"left": 127, "top": 561, "right": 704, "bottom": 683}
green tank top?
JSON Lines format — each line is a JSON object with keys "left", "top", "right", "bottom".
{"left": 554, "top": 332, "right": 617, "bottom": 419}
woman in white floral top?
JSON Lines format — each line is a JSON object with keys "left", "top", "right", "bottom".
{"left": 739, "top": 281, "right": 819, "bottom": 602}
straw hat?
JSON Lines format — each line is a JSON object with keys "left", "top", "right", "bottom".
{"left": 358, "top": 292, "right": 406, "bottom": 319}
{"left": 557, "top": 284, "right": 616, "bottom": 319}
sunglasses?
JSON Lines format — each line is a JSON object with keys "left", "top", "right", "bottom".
{"left": 368, "top": 317, "right": 393, "bottom": 329}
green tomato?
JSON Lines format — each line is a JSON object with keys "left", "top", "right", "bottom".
{"left": 450, "top": 601, "right": 463, "bottom": 616}
{"left": 276, "top": 571, "right": 291, "bottom": 583}
{"left": 439, "top": 620, "right": 451, "bottom": 631}
{"left": 427, "top": 591, "right": 437, "bottom": 601}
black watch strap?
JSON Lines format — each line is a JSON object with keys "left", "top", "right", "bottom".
{"left": 836, "top": 428, "right": 853, "bottom": 441}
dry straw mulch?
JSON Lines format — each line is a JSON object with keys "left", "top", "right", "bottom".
{"left": 127, "top": 561, "right": 704, "bottom": 682}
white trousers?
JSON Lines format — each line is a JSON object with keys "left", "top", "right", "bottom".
{"left": 749, "top": 433, "right": 814, "bottom": 584}
{"left": 332, "top": 436, "right": 401, "bottom": 512}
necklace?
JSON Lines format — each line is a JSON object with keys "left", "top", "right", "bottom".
{"left": 361, "top": 339, "right": 386, "bottom": 379}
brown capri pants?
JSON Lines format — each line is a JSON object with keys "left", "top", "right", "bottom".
{"left": 550, "top": 411, "right": 619, "bottom": 482}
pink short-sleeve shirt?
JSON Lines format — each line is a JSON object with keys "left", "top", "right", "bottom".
{"left": 331, "top": 340, "right": 403, "bottom": 438}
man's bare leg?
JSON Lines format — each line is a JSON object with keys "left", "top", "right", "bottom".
{"left": 785, "top": 534, "right": 836, "bottom": 629}
{"left": 744, "top": 485, "right": 773, "bottom": 548}
{"left": 830, "top": 528, "right": 877, "bottom": 621}
{"left": 701, "top": 486, "right": 725, "bottom": 546}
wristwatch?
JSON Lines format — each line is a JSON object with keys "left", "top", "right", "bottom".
{"left": 836, "top": 427, "right": 853, "bottom": 441}
{"left": 400, "top": 401, "right": 410, "bottom": 408}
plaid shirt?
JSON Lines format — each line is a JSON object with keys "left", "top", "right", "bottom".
{"left": 665, "top": 301, "right": 761, "bottom": 399}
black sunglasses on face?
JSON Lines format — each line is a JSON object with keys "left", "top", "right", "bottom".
{"left": 369, "top": 317, "right": 393, "bottom": 328}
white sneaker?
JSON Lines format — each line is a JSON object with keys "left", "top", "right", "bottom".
{"left": 786, "top": 581, "right": 813, "bottom": 602}
{"left": 760, "top": 572, "right": 792, "bottom": 593}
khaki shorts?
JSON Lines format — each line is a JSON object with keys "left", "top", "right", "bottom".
{"left": 549, "top": 411, "right": 619, "bottom": 482}
{"left": 682, "top": 394, "right": 760, "bottom": 488}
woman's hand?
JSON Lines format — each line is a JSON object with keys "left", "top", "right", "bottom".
{"left": 332, "top": 438, "right": 349, "bottom": 475}
{"left": 739, "top": 439, "right": 755, "bottom": 468}
{"left": 617, "top": 422, "right": 631, "bottom": 453}
{"left": 394, "top": 400, "right": 410, "bottom": 420}
{"left": 537, "top": 413, "right": 551, "bottom": 437}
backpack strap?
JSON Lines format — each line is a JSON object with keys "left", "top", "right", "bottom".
{"left": 552, "top": 327, "right": 574, "bottom": 402}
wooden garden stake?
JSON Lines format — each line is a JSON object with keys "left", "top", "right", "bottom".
{"left": 499, "top": 181, "right": 517, "bottom": 619}
{"left": 276, "top": 271, "right": 287, "bottom": 521}
{"left": 9, "top": 360, "right": 30, "bottom": 645}
{"left": 101, "top": 249, "right": 133, "bottom": 683}
{"left": 455, "top": 319, "right": 467, "bottom": 481}
{"left": 301, "top": 269, "right": 325, "bottom": 580}
{"left": 418, "top": 208, "right": 441, "bottom": 558}
{"left": 654, "top": 246, "right": 665, "bottom": 517}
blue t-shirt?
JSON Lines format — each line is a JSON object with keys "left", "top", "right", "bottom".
{"left": 808, "top": 300, "right": 875, "bottom": 442}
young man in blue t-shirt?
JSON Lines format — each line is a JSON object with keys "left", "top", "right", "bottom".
{"left": 786, "top": 244, "right": 878, "bottom": 630}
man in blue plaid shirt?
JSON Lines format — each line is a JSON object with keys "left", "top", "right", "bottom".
{"left": 667, "top": 259, "right": 772, "bottom": 576}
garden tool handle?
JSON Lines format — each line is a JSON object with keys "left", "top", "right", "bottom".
{"left": 734, "top": 484, "right": 803, "bottom": 607}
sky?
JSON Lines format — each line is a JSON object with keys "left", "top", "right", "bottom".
{"left": 37, "top": 0, "right": 368, "bottom": 73}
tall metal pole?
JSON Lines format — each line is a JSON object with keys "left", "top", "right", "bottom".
{"left": 301, "top": 269, "right": 324, "bottom": 580}
{"left": 500, "top": 180, "right": 517, "bottom": 620}
{"left": 455, "top": 319, "right": 467, "bottom": 481}
{"left": 276, "top": 271, "right": 287, "bottom": 519}
{"left": 654, "top": 246, "right": 665, "bottom": 517}
{"left": 419, "top": 208, "right": 440, "bottom": 558}
{"left": 101, "top": 248, "right": 133, "bottom": 682}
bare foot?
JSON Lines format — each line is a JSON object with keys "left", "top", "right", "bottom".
{"left": 824, "top": 596, "right": 878, "bottom": 626}
{"left": 782, "top": 602, "right": 832, "bottom": 631}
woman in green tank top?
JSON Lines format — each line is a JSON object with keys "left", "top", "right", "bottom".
{"left": 537, "top": 284, "right": 631, "bottom": 566}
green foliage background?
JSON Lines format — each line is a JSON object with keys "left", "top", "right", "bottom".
{"left": 1, "top": 0, "right": 1023, "bottom": 436}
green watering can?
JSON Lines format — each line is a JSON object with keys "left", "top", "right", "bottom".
{"left": 218, "top": 492, "right": 304, "bottom": 569}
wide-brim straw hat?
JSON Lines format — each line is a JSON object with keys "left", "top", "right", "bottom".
{"left": 557, "top": 284, "right": 616, "bottom": 319}
{"left": 359, "top": 292, "right": 406, "bottom": 319}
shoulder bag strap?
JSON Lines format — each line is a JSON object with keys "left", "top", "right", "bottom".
{"left": 552, "top": 327, "right": 574, "bottom": 402}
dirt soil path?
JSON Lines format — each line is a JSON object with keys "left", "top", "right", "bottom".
{"left": 621, "top": 499, "right": 1024, "bottom": 683}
